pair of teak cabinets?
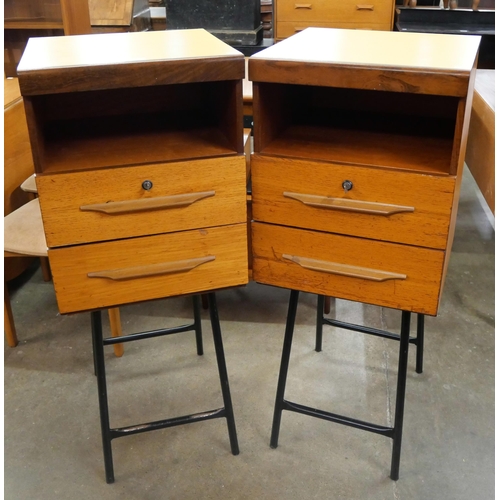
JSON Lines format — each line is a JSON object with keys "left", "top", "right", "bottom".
{"left": 17, "top": 27, "right": 480, "bottom": 319}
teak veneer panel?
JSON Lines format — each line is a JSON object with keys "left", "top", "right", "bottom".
{"left": 251, "top": 155, "right": 455, "bottom": 249}
{"left": 17, "top": 29, "right": 245, "bottom": 95}
{"left": 49, "top": 224, "right": 248, "bottom": 314}
{"left": 36, "top": 123, "right": 239, "bottom": 174}
{"left": 249, "top": 28, "right": 479, "bottom": 96}
{"left": 252, "top": 222, "right": 444, "bottom": 316}
{"left": 37, "top": 156, "right": 247, "bottom": 247}
{"left": 256, "top": 124, "right": 455, "bottom": 175}
{"left": 89, "top": 0, "right": 134, "bottom": 26}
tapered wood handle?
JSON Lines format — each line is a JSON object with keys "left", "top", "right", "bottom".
{"left": 282, "top": 254, "right": 407, "bottom": 282}
{"left": 88, "top": 256, "right": 215, "bottom": 281}
{"left": 80, "top": 191, "right": 215, "bottom": 215}
{"left": 295, "top": 3, "right": 312, "bottom": 8}
{"left": 283, "top": 192, "right": 414, "bottom": 215}
{"left": 356, "top": 4, "right": 375, "bottom": 10}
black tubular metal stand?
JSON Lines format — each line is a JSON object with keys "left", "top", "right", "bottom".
{"left": 271, "top": 290, "right": 412, "bottom": 481}
{"left": 91, "top": 293, "right": 239, "bottom": 484}
{"left": 316, "top": 295, "right": 425, "bottom": 374}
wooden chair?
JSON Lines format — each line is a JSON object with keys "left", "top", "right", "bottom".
{"left": 4, "top": 198, "right": 124, "bottom": 357}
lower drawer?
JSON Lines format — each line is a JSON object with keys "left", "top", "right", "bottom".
{"left": 276, "top": 21, "right": 390, "bottom": 39}
{"left": 252, "top": 222, "right": 445, "bottom": 315}
{"left": 49, "top": 224, "right": 248, "bottom": 314}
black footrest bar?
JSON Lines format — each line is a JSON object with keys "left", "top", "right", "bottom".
{"left": 322, "top": 316, "right": 417, "bottom": 345}
{"left": 272, "top": 290, "right": 412, "bottom": 481}
{"left": 91, "top": 292, "right": 239, "bottom": 484}
{"left": 103, "top": 323, "right": 196, "bottom": 345}
{"left": 109, "top": 408, "right": 226, "bottom": 439}
{"left": 282, "top": 400, "right": 394, "bottom": 437}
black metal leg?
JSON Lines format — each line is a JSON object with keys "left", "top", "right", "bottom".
{"left": 270, "top": 289, "right": 300, "bottom": 449}
{"left": 207, "top": 292, "right": 239, "bottom": 456}
{"left": 390, "top": 310, "right": 411, "bottom": 481}
{"left": 91, "top": 310, "right": 115, "bottom": 484}
{"left": 415, "top": 313, "right": 424, "bottom": 374}
{"left": 192, "top": 295, "right": 203, "bottom": 356}
{"left": 91, "top": 316, "right": 98, "bottom": 377}
{"left": 315, "top": 294, "right": 324, "bottom": 352}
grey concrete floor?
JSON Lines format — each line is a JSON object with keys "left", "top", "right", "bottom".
{"left": 4, "top": 167, "right": 494, "bottom": 499}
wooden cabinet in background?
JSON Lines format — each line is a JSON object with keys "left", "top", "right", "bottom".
{"left": 4, "top": 0, "right": 91, "bottom": 76}
{"left": 17, "top": 29, "right": 249, "bottom": 314}
{"left": 274, "top": 0, "right": 395, "bottom": 40}
{"left": 249, "top": 27, "right": 480, "bottom": 316}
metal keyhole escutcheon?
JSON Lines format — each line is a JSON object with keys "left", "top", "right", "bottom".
{"left": 142, "top": 180, "right": 153, "bottom": 190}
{"left": 342, "top": 180, "right": 353, "bottom": 193}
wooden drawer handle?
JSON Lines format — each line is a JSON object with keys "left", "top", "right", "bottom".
{"left": 356, "top": 4, "right": 375, "bottom": 10}
{"left": 80, "top": 191, "right": 215, "bottom": 215}
{"left": 295, "top": 3, "right": 312, "bottom": 8}
{"left": 88, "top": 255, "right": 215, "bottom": 281}
{"left": 282, "top": 254, "right": 407, "bottom": 282}
{"left": 283, "top": 192, "right": 414, "bottom": 215}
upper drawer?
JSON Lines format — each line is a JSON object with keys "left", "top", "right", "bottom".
{"left": 276, "top": 21, "right": 390, "bottom": 39}
{"left": 37, "top": 156, "right": 247, "bottom": 248}
{"left": 49, "top": 223, "right": 248, "bottom": 314}
{"left": 252, "top": 155, "right": 455, "bottom": 250}
{"left": 276, "top": 0, "right": 393, "bottom": 23}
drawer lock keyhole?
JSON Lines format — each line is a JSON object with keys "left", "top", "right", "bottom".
{"left": 342, "top": 180, "right": 353, "bottom": 193}
{"left": 142, "top": 180, "right": 153, "bottom": 191}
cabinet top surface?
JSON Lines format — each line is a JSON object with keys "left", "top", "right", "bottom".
{"left": 250, "top": 28, "right": 481, "bottom": 73}
{"left": 17, "top": 29, "right": 243, "bottom": 73}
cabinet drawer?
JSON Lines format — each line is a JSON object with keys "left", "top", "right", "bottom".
{"left": 37, "top": 156, "right": 247, "bottom": 247}
{"left": 276, "top": 21, "right": 389, "bottom": 39}
{"left": 252, "top": 222, "right": 444, "bottom": 315}
{"left": 49, "top": 224, "right": 248, "bottom": 314}
{"left": 277, "top": 0, "right": 392, "bottom": 24}
{"left": 252, "top": 155, "right": 455, "bottom": 249}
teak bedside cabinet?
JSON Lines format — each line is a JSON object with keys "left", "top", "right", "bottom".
{"left": 17, "top": 28, "right": 247, "bottom": 483}
{"left": 249, "top": 27, "right": 480, "bottom": 479}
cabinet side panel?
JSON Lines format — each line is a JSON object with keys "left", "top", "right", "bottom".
{"left": 21, "top": 96, "right": 45, "bottom": 174}
{"left": 252, "top": 82, "right": 294, "bottom": 152}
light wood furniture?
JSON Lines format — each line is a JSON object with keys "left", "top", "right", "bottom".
{"left": 89, "top": 0, "right": 151, "bottom": 33}
{"left": 404, "top": 0, "right": 481, "bottom": 8}
{"left": 249, "top": 27, "right": 480, "bottom": 480}
{"left": 465, "top": 69, "right": 495, "bottom": 214}
{"left": 4, "top": 0, "right": 91, "bottom": 76}
{"left": 17, "top": 28, "right": 247, "bottom": 484}
{"left": 4, "top": 77, "right": 36, "bottom": 281}
{"left": 4, "top": 198, "right": 124, "bottom": 357}
{"left": 274, "top": 0, "right": 394, "bottom": 40}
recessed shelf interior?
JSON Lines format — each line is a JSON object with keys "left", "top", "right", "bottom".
{"left": 255, "top": 83, "right": 459, "bottom": 175}
{"left": 31, "top": 81, "right": 242, "bottom": 173}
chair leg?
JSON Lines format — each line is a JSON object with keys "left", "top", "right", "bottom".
{"left": 201, "top": 294, "right": 209, "bottom": 310}
{"left": 323, "top": 296, "right": 331, "bottom": 315}
{"left": 107, "top": 308, "right": 124, "bottom": 358}
{"left": 4, "top": 284, "right": 18, "bottom": 347}
{"left": 40, "top": 257, "right": 52, "bottom": 282}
